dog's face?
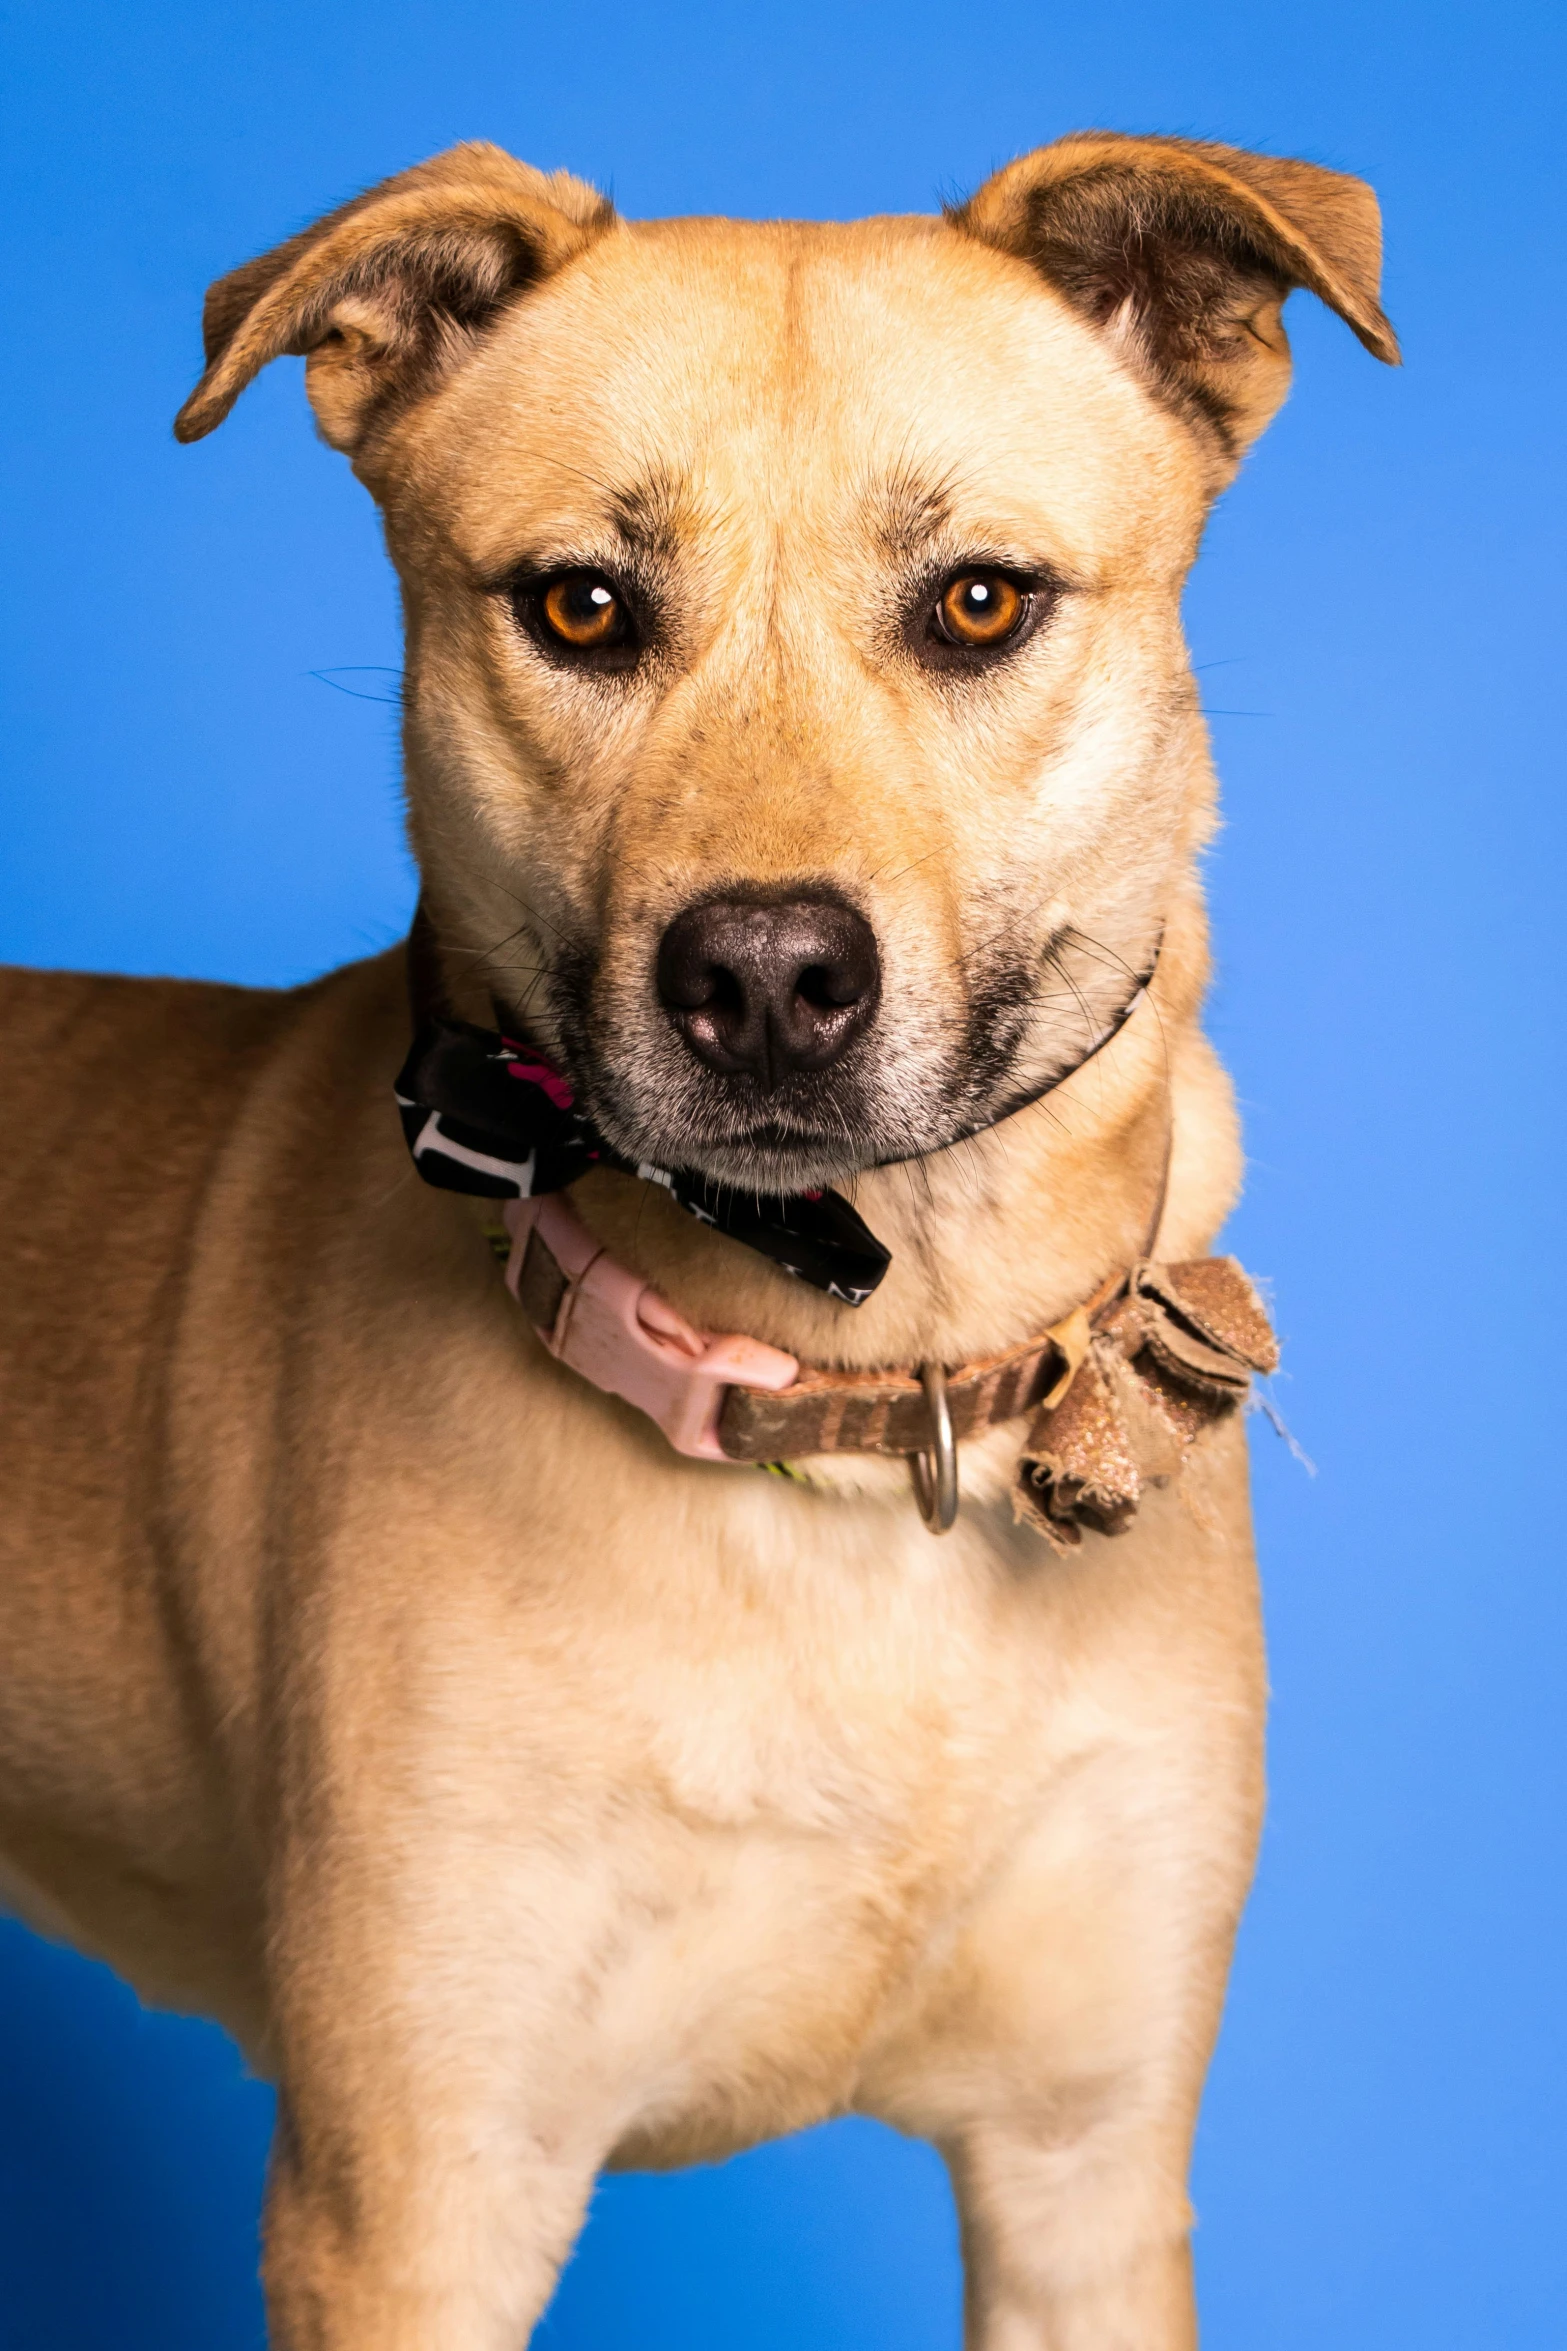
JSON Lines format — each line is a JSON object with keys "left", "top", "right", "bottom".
{"left": 180, "top": 138, "right": 1393, "bottom": 1194}
{"left": 393, "top": 219, "right": 1208, "bottom": 1192}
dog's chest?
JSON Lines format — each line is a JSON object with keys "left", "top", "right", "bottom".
{"left": 632, "top": 1479, "right": 1064, "bottom": 1836}
{"left": 502, "top": 1475, "right": 1122, "bottom": 2157}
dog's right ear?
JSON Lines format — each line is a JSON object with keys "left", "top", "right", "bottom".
{"left": 174, "top": 143, "right": 613, "bottom": 455}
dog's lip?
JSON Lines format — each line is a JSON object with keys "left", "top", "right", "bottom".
{"left": 661, "top": 1127, "right": 862, "bottom": 1186}
{"left": 608, "top": 1094, "right": 954, "bottom": 1185}
{"left": 626, "top": 1116, "right": 870, "bottom": 1190}
{"left": 700, "top": 1118, "right": 847, "bottom": 1154}
{"left": 568, "top": 1065, "right": 862, "bottom": 1179}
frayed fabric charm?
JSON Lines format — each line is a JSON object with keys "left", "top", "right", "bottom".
{"left": 1015, "top": 1351, "right": 1141, "bottom": 1552}
{"left": 1013, "top": 1257, "right": 1278, "bottom": 1550}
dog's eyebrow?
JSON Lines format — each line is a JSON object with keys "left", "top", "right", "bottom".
{"left": 472, "top": 466, "right": 697, "bottom": 594}
{"left": 865, "top": 466, "right": 957, "bottom": 561}
{"left": 604, "top": 468, "right": 693, "bottom": 567}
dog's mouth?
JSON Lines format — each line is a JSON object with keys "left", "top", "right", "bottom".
{"left": 588, "top": 1084, "right": 890, "bottom": 1195}
{"left": 564, "top": 1038, "right": 1016, "bottom": 1196}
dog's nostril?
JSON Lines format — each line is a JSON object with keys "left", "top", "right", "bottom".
{"left": 797, "top": 961, "right": 856, "bottom": 1010}
{"left": 655, "top": 894, "right": 881, "bottom": 1088}
{"left": 668, "top": 960, "right": 744, "bottom": 1016}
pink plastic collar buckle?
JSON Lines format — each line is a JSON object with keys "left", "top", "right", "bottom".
{"left": 502, "top": 1195, "right": 799, "bottom": 1461}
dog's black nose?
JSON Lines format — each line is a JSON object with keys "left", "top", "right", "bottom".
{"left": 656, "top": 894, "right": 880, "bottom": 1090}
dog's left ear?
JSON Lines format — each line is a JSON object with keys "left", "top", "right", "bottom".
{"left": 952, "top": 132, "right": 1398, "bottom": 463}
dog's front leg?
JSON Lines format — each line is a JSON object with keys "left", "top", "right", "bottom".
{"left": 263, "top": 2097, "right": 593, "bottom": 2351}
{"left": 263, "top": 2079, "right": 599, "bottom": 2351}
{"left": 258, "top": 1837, "right": 624, "bottom": 2351}
{"left": 947, "top": 2113, "right": 1199, "bottom": 2351}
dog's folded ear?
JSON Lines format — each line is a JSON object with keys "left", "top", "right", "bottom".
{"left": 952, "top": 133, "right": 1398, "bottom": 462}
{"left": 174, "top": 143, "right": 613, "bottom": 454}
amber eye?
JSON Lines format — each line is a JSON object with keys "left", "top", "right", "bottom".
{"left": 934, "top": 571, "right": 1027, "bottom": 649}
{"left": 539, "top": 572, "right": 628, "bottom": 650}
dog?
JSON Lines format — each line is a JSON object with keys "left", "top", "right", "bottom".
{"left": 0, "top": 133, "right": 1394, "bottom": 2348}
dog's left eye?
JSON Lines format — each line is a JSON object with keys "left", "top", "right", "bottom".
{"left": 931, "top": 571, "right": 1029, "bottom": 649}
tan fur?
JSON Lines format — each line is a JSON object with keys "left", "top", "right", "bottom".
{"left": 1, "top": 134, "right": 1393, "bottom": 2347}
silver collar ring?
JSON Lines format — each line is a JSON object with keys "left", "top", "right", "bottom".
{"left": 911, "top": 1361, "right": 959, "bottom": 1534}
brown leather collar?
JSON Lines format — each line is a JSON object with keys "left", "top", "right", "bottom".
{"left": 513, "top": 1205, "right": 1277, "bottom": 1547}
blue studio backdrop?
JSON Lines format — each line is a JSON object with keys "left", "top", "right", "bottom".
{"left": 2, "top": 4, "right": 1563, "bottom": 2345}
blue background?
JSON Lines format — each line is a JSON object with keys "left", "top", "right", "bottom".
{"left": 2, "top": 2, "right": 1563, "bottom": 2343}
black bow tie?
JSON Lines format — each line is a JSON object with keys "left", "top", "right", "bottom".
{"left": 395, "top": 1020, "right": 892, "bottom": 1302}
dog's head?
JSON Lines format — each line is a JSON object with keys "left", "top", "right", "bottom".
{"left": 179, "top": 136, "right": 1393, "bottom": 1196}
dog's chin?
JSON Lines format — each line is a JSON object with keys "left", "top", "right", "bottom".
{"left": 673, "top": 1128, "right": 864, "bottom": 1194}
{"left": 585, "top": 1079, "right": 883, "bottom": 1195}
{"left": 614, "top": 1115, "right": 868, "bottom": 1196}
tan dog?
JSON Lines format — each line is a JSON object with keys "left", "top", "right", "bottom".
{"left": 0, "top": 134, "right": 1394, "bottom": 2348}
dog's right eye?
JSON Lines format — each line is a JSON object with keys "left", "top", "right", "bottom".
{"left": 505, "top": 568, "right": 641, "bottom": 670}
{"left": 537, "top": 572, "right": 630, "bottom": 651}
